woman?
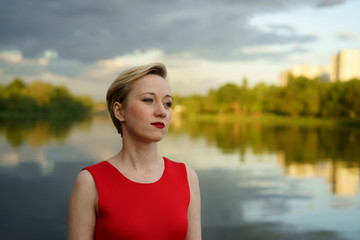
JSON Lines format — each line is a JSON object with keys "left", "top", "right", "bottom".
{"left": 67, "top": 63, "right": 202, "bottom": 240}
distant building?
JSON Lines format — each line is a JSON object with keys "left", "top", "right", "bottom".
{"left": 279, "top": 64, "right": 330, "bottom": 86}
{"left": 331, "top": 49, "right": 360, "bottom": 82}
{"left": 280, "top": 49, "right": 360, "bottom": 86}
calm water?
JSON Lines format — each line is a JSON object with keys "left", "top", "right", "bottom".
{"left": 0, "top": 116, "right": 359, "bottom": 240}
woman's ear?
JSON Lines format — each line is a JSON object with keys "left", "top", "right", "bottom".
{"left": 113, "top": 102, "right": 125, "bottom": 122}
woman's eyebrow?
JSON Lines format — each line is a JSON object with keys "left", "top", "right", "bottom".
{"left": 140, "top": 92, "right": 172, "bottom": 98}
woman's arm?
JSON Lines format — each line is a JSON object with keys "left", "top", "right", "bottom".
{"left": 186, "top": 165, "right": 202, "bottom": 240}
{"left": 67, "top": 170, "right": 97, "bottom": 240}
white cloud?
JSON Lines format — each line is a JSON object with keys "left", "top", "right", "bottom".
{"left": 0, "top": 49, "right": 49, "bottom": 65}
{"left": 0, "top": 0, "right": 359, "bottom": 100}
{"left": 336, "top": 32, "right": 360, "bottom": 41}
{"left": 97, "top": 49, "right": 165, "bottom": 68}
{"left": 166, "top": 57, "right": 284, "bottom": 96}
{"left": 240, "top": 44, "right": 297, "bottom": 54}
{"left": 0, "top": 0, "right": 324, "bottom": 62}
{"left": 43, "top": 49, "right": 59, "bottom": 60}
{"left": 0, "top": 50, "right": 23, "bottom": 63}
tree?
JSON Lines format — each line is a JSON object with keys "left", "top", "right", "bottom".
{"left": 5, "top": 78, "right": 26, "bottom": 93}
{"left": 217, "top": 83, "right": 240, "bottom": 114}
{"left": 0, "top": 78, "right": 93, "bottom": 117}
{"left": 343, "top": 79, "right": 360, "bottom": 118}
{"left": 25, "top": 81, "right": 53, "bottom": 108}
{"left": 251, "top": 83, "right": 268, "bottom": 115}
{"left": 320, "top": 82, "right": 346, "bottom": 118}
{"left": 300, "top": 78, "right": 321, "bottom": 117}
{"left": 203, "top": 89, "right": 218, "bottom": 114}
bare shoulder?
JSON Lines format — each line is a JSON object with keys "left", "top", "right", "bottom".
{"left": 68, "top": 170, "right": 97, "bottom": 240}
{"left": 71, "top": 170, "right": 97, "bottom": 198}
{"left": 75, "top": 170, "right": 95, "bottom": 186}
{"left": 68, "top": 169, "right": 98, "bottom": 217}
{"left": 185, "top": 164, "right": 200, "bottom": 187}
{"left": 184, "top": 164, "right": 202, "bottom": 240}
{"left": 185, "top": 165, "right": 198, "bottom": 180}
{"left": 76, "top": 169, "right": 94, "bottom": 182}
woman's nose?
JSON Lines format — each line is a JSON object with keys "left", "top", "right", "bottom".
{"left": 154, "top": 102, "right": 167, "bottom": 118}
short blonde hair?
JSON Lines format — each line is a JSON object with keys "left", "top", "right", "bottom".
{"left": 106, "top": 63, "right": 167, "bottom": 134}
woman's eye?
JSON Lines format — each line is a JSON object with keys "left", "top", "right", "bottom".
{"left": 142, "top": 98, "right": 153, "bottom": 103}
{"left": 164, "top": 101, "right": 172, "bottom": 108}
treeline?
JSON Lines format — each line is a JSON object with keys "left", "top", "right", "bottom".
{"left": 0, "top": 78, "right": 93, "bottom": 117}
{"left": 174, "top": 76, "right": 360, "bottom": 119}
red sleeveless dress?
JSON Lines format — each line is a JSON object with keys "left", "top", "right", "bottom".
{"left": 84, "top": 157, "right": 190, "bottom": 240}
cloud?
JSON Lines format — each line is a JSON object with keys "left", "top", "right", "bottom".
{"left": 0, "top": 50, "right": 23, "bottom": 63}
{"left": 336, "top": 32, "right": 360, "bottom": 41}
{"left": 0, "top": 51, "right": 47, "bottom": 78}
{"left": 240, "top": 44, "right": 300, "bottom": 55}
{"left": 316, "top": 0, "right": 346, "bottom": 8}
{"left": 0, "top": 0, "right": 342, "bottom": 63}
{"left": 266, "top": 24, "right": 296, "bottom": 34}
{"left": 0, "top": 48, "right": 168, "bottom": 100}
{"left": 0, "top": 0, "right": 353, "bottom": 100}
{"left": 0, "top": 50, "right": 48, "bottom": 65}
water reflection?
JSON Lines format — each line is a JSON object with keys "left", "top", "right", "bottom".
{"left": 1, "top": 116, "right": 359, "bottom": 195}
{"left": 0, "top": 116, "right": 92, "bottom": 147}
{"left": 170, "top": 118, "right": 360, "bottom": 163}
{"left": 0, "top": 160, "right": 93, "bottom": 240}
{"left": 169, "top": 118, "right": 360, "bottom": 197}
{"left": 199, "top": 168, "right": 348, "bottom": 240}
{"left": 0, "top": 116, "right": 359, "bottom": 239}
{"left": 278, "top": 154, "right": 360, "bottom": 196}
{"left": 0, "top": 116, "right": 120, "bottom": 169}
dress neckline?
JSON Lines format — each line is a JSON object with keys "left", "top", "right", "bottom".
{"left": 103, "top": 157, "right": 167, "bottom": 185}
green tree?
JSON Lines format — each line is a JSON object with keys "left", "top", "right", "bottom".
{"left": 320, "top": 82, "right": 346, "bottom": 118}
{"left": 217, "top": 83, "right": 240, "bottom": 114}
{"left": 166, "top": 75, "right": 360, "bottom": 120}
{"left": 0, "top": 85, "right": 6, "bottom": 111}
{"left": 0, "top": 78, "right": 93, "bottom": 117}
{"left": 250, "top": 83, "right": 268, "bottom": 115}
{"left": 262, "top": 85, "right": 281, "bottom": 114}
{"left": 5, "top": 78, "right": 26, "bottom": 94}
{"left": 203, "top": 89, "right": 218, "bottom": 114}
{"left": 25, "top": 81, "right": 53, "bottom": 108}
{"left": 300, "top": 77, "right": 321, "bottom": 117}
{"left": 343, "top": 79, "right": 360, "bottom": 118}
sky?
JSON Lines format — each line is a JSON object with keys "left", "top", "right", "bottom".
{"left": 0, "top": 0, "right": 359, "bottom": 101}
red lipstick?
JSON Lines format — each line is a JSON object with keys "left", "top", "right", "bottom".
{"left": 151, "top": 122, "right": 165, "bottom": 128}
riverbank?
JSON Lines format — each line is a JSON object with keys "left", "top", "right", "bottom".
{"left": 179, "top": 113, "right": 360, "bottom": 128}
{"left": 1, "top": 110, "right": 359, "bottom": 128}
{"left": 0, "top": 111, "right": 92, "bottom": 120}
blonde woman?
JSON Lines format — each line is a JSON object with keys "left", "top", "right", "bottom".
{"left": 68, "top": 63, "right": 202, "bottom": 240}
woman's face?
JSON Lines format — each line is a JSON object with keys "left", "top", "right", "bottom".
{"left": 117, "top": 74, "right": 172, "bottom": 143}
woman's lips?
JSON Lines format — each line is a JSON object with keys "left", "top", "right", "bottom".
{"left": 151, "top": 122, "right": 165, "bottom": 128}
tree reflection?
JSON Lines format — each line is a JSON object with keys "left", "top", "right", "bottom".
{"left": 170, "top": 118, "right": 360, "bottom": 165}
{"left": 0, "top": 116, "right": 92, "bottom": 147}
{"left": 169, "top": 118, "right": 360, "bottom": 196}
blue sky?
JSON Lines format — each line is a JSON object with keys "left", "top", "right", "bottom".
{"left": 0, "top": 0, "right": 359, "bottom": 100}
{"left": 251, "top": 0, "right": 360, "bottom": 62}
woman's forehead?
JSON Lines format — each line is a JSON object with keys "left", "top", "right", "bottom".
{"left": 132, "top": 74, "right": 172, "bottom": 94}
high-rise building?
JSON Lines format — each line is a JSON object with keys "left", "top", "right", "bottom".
{"left": 331, "top": 49, "right": 360, "bottom": 82}
{"left": 279, "top": 64, "right": 330, "bottom": 86}
{"left": 279, "top": 49, "right": 360, "bottom": 86}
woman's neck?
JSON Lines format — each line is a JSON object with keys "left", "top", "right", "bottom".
{"left": 117, "top": 137, "right": 161, "bottom": 170}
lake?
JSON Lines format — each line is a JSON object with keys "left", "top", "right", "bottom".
{"left": 0, "top": 115, "right": 359, "bottom": 240}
